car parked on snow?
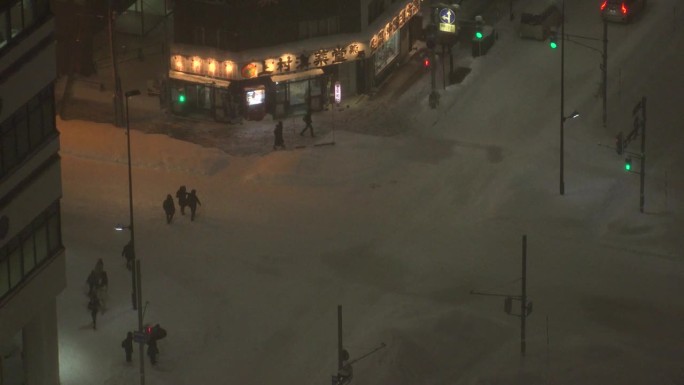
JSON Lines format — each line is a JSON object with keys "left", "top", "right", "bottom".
{"left": 600, "top": 0, "right": 646, "bottom": 23}
{"left": 519, "top": 1, "right": 562, "bottom": 40}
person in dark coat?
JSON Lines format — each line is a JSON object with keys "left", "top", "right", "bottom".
{"left": 163, "top": 194, "right": 176, "bottom": 224}
{"left": 122, "top": 331, "right": 134, "bottom": 362}
{"left": 176, "top": 185, "right": 188, "bottom": 215}
{"left": 273, "top": 121, "right": 285, "bottom": 150}
{"left": 86, "top": 270, "right": 99, "bottom": 296}
{"left": 187, "top": 189, "right": 201, "bottom": 221}
{"left": 88, "top": 293, "right": 101, "bottom": 330}
{"left": 147, "top": 340, "right": 159, "bottom": 365}
{"left": 300, "top": 111, "right": 314, "bottom": 137}
{"left": 121, "top": 242, "right": 134, "bottom": 271}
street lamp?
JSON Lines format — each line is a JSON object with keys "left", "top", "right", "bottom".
{"left": 124, "top": 89, "right": 146, "bottom": 385}
{"left": 559, "top": 0, "right": 566, "bottom": 196}
{"left": 124, "top": 89, "right": 140, "bottom": 310}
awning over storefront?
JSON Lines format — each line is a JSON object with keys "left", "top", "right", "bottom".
{"left": 271, "top": 68, "right": 324, "bottom": 83}
{"left": 169, "top": 70, "right": 231, "bottom": 88}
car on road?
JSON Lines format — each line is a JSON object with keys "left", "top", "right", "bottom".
{"left": 600, "top": 0, "right": 646, "bottom": 23}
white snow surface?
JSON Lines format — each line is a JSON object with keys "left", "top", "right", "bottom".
{"left": 56, "top": 1, "right": 684, "bottom": 384}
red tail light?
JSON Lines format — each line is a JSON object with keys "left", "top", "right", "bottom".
{"left": 423, "top": 58, "right": 430, "bottom": 68}
{"left": 600, "top": 1, "right": 607, "bottom": 10}
{"left": 621, "top": 3, "right": 628, "bottom": 14}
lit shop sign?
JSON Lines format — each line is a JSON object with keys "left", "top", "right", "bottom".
{"left": 334, "top": 81, "right": 341, "bottom": 104}
{"left": 171, "top": 42, "right": 368, "bottom": 82}
{"left": 370, "top": 0, "right": 421, "bottom": 53}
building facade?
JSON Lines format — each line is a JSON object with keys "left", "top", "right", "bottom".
{"left": 169, "top": 0, "right": 423, "bottom": 121}
{"left": 0, "top": 0, "right": 65, "bottom": 384}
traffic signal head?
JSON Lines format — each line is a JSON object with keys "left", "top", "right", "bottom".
{"left": 475, "top": 28, "right": 483, "bottom": 40}
{"left": 423, "top": 57, "right": 431, "bottom": 69}
{"left": 624, "top": 157, "right": 632, "bottom": 171}
{"left": 549, "top": 32, "right": 558, "bottom": 49}
{"left": 178, "top": 93, "right": 186, "bottom": 103}
{"left": 615, "top": 132, "right": 624, "bottom": 155}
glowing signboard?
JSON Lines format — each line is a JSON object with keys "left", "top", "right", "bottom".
{"left": 334, "top": 81, "right": 341, "bottom": 104}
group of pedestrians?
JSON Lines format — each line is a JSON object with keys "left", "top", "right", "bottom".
{"left": 86, "top": 258, "right": 108, "bottom": 330}
{"left": 272, "top": 111, "right": 315, "bottom": 150}
{"left": 121, "top": 324, "right": 167, "bottom": 366}
{"left": 163, "top": 185, "right": 201, "bottom": 223}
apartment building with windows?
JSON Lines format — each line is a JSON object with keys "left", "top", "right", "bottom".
{"left": 0, "top": 0, "right": 65, "bottom": 384}
{"left": 168, "top": 0, "right": 423, "bottom": 121}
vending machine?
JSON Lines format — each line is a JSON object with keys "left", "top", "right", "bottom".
{"left": 244, "top": 85, "right": 266, "bottom": 121}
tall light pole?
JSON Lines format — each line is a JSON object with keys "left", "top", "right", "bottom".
{"left": 559, "top": 0, "right": 565, "bottom": 195}
{"left": 125, "top": 89, "right": 146, "bottom": 385}
{"left": 109, "top": 0, "right": 124, "bottom": 127}
{"left": 125, "top": 89, "right": 140, "bottom": 310}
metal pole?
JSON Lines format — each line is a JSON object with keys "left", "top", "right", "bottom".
{"left": 640, "top": 97, "right": 646, "bottom": 213}
{"left": 560, "top": 0, "right": 565, "bottom": 196}
{"left": 442, "top": 44, "right": 446, "bottom": 90}
{"left": 510, "top": 0, "right": 514, "bottom": 20}
{"left": 521, "top": 235, "right": 527, "bottom": 356}
{"left": 136, "top": 260, "right": 145, "bottom": 385}
{"left": 337, "top": 305, "right": 343, "bottom": 371}
{"left": 140, "top": 0, "right": 145, "bottom": 37}
{"left": 109, "top": 0, "right": 124, "bottom": 127}
{"left": 602, "top": 20, "right": 608, "bottom": 128}
{"left": 125, "top": 95, "right": 137, "bottom": 311}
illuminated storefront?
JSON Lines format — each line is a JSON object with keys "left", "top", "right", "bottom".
{"left": 167, "top": 0, "right": 422, "bottom": 121}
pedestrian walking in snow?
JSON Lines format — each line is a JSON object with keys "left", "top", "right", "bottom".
{"left": 122, "top": 242, "right": 134, "bottom": 271}
{"left": 94, "top": 258, "right": 104, "bottom": 275}
{"left": 122, "top": 332, "right": 134, "bottom": 362}
{"left": 88, "top": 293, "right": 101, "bottom": 330}
{"left": 97, "top": 270, "right": 108, "bottom": 311}
{"left": 300, "top": 111, "right": 314, "bottom": 137}
{"left": 273, "top": 121, "right": 285, "bottom": 150}
{"left": 163, "top": 194, "right": 176, "bottom": 224}
{"left": 176, "top": 185, "right": 188, "bottom": 215}
{"left": 86, "top": 270, "right": 99, "bottom": 296}
{"left": 187, "top": 189, "right": 201, "bottom": 221}
{"left": 147, "top": 340, "right": 159, "bottom": 365}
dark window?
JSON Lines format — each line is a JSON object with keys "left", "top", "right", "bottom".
{"left": 0, "top": 201, "right": 62, "bottom": 301}
{"left": 368, "top": 0, "right": 385, "bottom": 25}
{"left": 28, "top": 94, "right": 42, "bottom": 147}
{"left": 1, "top": 121, "right": 18, "bottom": 172}
{"left": 14, "top": 108, "right": 29, "bottom": 159}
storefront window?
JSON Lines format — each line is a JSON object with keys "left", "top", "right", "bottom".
{"left": 374, "top": 32, "right": 399, "bottom": 75}
{"left": 22, "top": 234, "right": 35, "bottom": 273}
{"left": 0, "top": 10, "right": 8, "bottom": 48}
{"left": 0, "top": 257, "right": 9, "bottom": 298}
{"left": 22, "top": 0, "right": 34, "bottom": 28}
{"left": 8, "top": 244, "right": 22, "bottom": 288}
{"left": 10, "top": 1, "right": 23, "bottom": 38}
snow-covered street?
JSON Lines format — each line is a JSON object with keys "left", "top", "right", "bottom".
{"left": 55, "top": 0, "right": 684, "bottom": 384}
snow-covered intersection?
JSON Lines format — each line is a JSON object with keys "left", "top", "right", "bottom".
{"left": 56, "top": 1, "right": 683, "bottom": 384}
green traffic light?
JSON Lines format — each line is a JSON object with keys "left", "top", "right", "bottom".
{"left": 178, "top": 94, "right": 186, "bottom": 103}
{"left": 475, "top": 31, "right": 483, "bottom": 40}
{"left": 549, "top": 41, "right": 557, "bottom": 49}
{"left": 625, "top": 163, "right": 631, "bottom": 171}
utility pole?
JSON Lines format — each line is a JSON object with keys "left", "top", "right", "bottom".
{"left": 470, "top": 235, "right": 532, "bottom": 358}
{"left": 136, "top": 260, "right": 145, "bottom": 385}
{"left": 108, "top": 0, "right": 124, "bottom": 127}
{"left": 639, "top": 98, "right": 646, "bottom": 213}
{"left": 337, "top": 305, "right": 343, "bottom": 371}
{"left": 559, "top": 0, "right": 565, "bottom": 196}
{"left": 602, "top": 20, "right": 608, "bottom": 128}
{"left": 520, "top": 234, "right": 527, "bottom": 356}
